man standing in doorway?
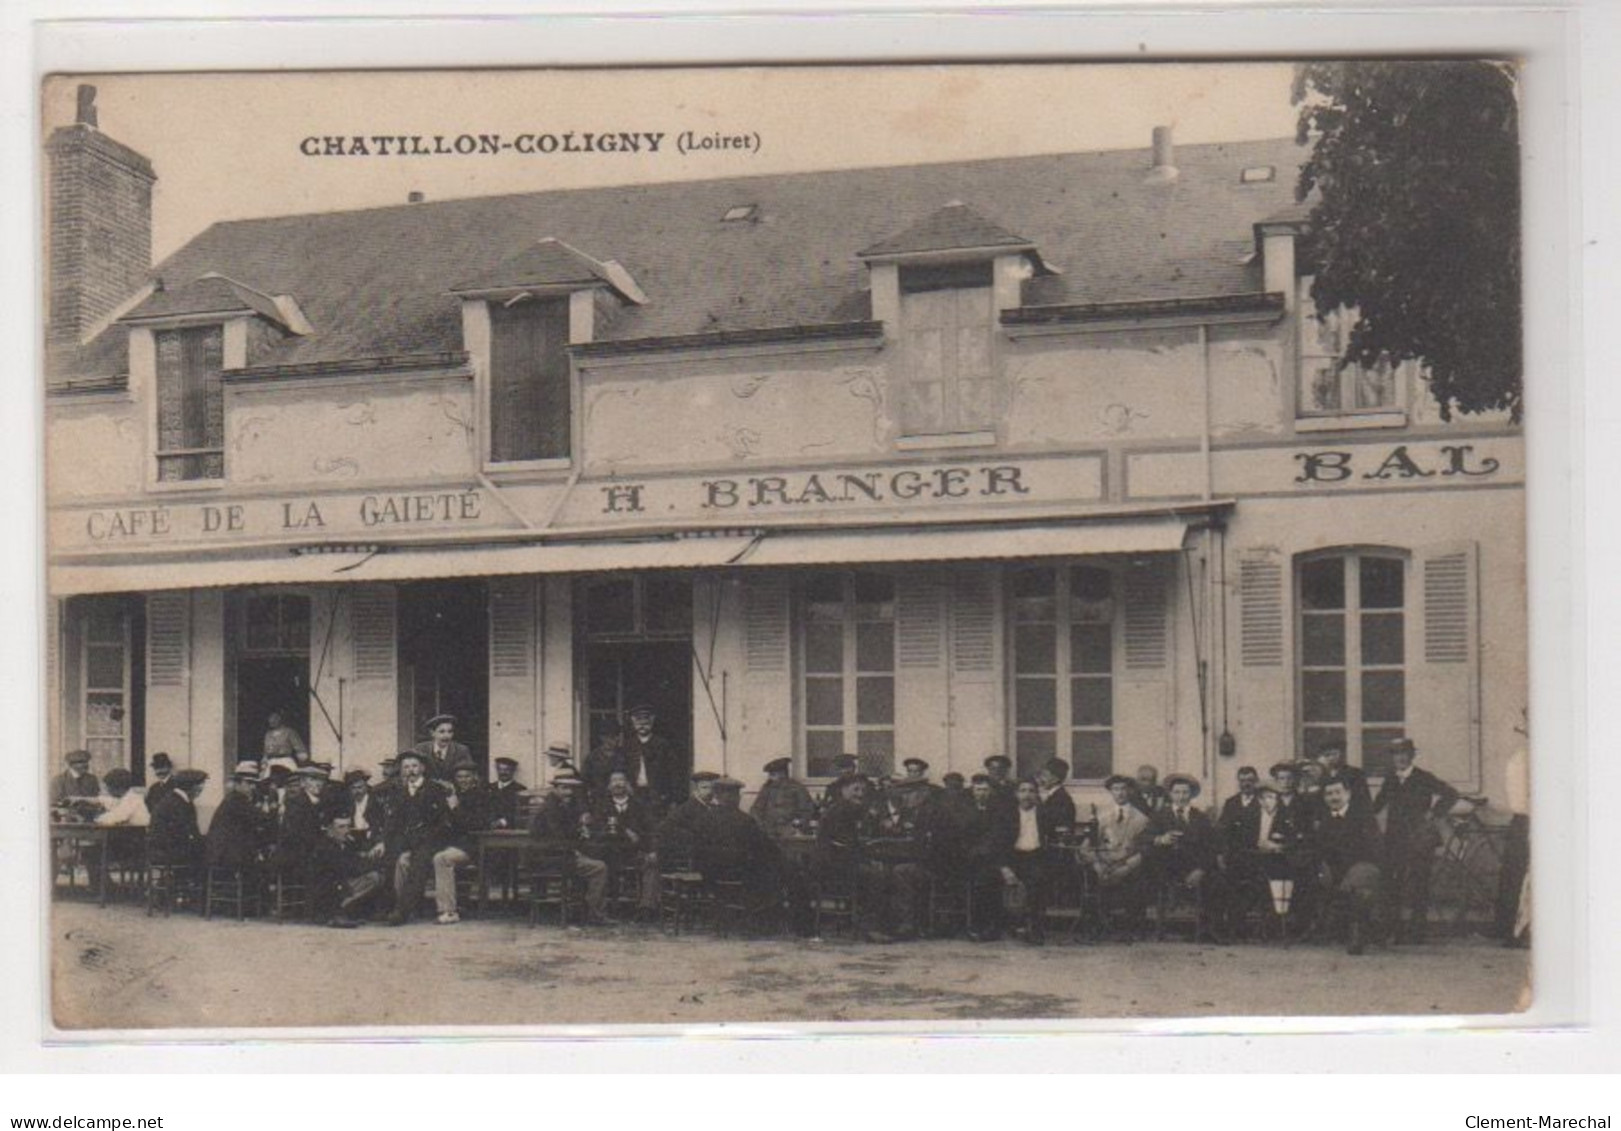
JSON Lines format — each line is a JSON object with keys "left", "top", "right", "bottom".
{"left": 414, "top": 714, "right": 475, "bottom": 783}
{"left": 622, "top": 704, "right": 686, "bottom": 812}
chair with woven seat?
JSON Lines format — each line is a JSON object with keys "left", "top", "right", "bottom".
{"left": 809, "top": 868, "right": 862, "bottom": 939}
{"left": 266, "top": 868, "right": 310, "bottom": 922}
{"left": 525, "top": 850, "right": 586, "bottom": 929}
{"left": 204, "top": 865, "right": 263, "bottom": 921}
{"left": 657, "top": 845, "right": 709, "bottom": 936}
{"left": 146, "top": 861, "right": 200, "bottom": 917}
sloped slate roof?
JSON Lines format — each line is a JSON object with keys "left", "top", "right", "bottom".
{"left": 123, "top": 273, "right": 284, "bottom": 325}
{"left": 48, "top": 136, "right": 1306, "bottom": 383}
{"left": 859, "top": 200, "right": 1033, "bottom": 258}
{"left": 452, "top": 238, "right": 608, "bottom": 292}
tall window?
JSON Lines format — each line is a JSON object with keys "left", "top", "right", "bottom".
{"left": 489, "top": 297, "right": 572, "bottom": 462}
{"left": 898, "top": 262, "right": 997, "bottom": 436}
{"left": 154, "top": 325, "right": 224, "bottom": 481}
{"left": 1009, "top": 565, "right": 1115, "bottom": 780}
{"left": 1298, "top": 284, "right": 1404, "bottom": 416}
{"left": 243, "top": 593, "right": 311, "bottom": 654}
{"left": 1298, "top": 551, "right": 1407, "bottom": 774}
{"left": 81, "top": 603, "right": 131, "bottom": 766}
{"left": 799, "top": 573, "right": 895, "bottom": 777}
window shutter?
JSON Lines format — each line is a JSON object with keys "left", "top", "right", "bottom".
{"left": 1123, "top": 559, "right": 1170, "bottom": 670}
{"left": 896, "top": 572, "right": 946, "bottom": 669}
{"left": 46, "top": 598, "right": 60, "bottom": 688}
{"left": 1407, "top": 541, "right": 1481, "bottom": 788}
{"left": 951, "top": 570, "right": 996, "bottom": 674}
{"left": 1239, "top": 551, "right": 1284, "bottom": 666}
{"left": 350, "top": 588, "right": 396, "bottom": 682}
{"left": 743, "top": 573, "right": 790, "bottom": 672}
{"left": 488, "top": 578, "right": 534, "bottom": 679}
{"left": 146, "top": 593, "right": 188, "bottom": 686}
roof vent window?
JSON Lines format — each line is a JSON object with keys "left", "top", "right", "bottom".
{"left": 721, "top": 204, "right": 758, "bottom": 222}
{"left": 1240, "top": 165, "right": 1276, "bottom": 184}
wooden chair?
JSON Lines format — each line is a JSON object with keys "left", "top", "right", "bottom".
{"left": 525, "top": 851, "right": 585, "bottom": 929}
{"left": 145, "top": 861, "right": 200, "bottom": 917}
{"left": 267, "top": 868, "right": 310, "bottom": 922}
{"left": 809, "top": 868, "right": 862, "bottom": 939}
{"left": 204, "top": 865, "right": 262, "bottom": 921}
{"left": 657, "top": 845, "right": 709, "bottom": 936}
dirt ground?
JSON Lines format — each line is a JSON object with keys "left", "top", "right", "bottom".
{"left": 49, "top": 902, "right": 1530, "bottom": 1031}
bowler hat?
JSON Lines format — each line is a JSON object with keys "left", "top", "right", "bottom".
{"left": 150, "top": 752, "right": 173, "bottom": 770}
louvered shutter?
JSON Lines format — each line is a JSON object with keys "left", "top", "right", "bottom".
{"left": 488, "top": 579, "right": 534, "bottom": 679}
{"left": 1239, "top": 551, "right": 1285, "bottom": 667}
{"left": 950, "top": 570, "right": 996, "bottom": 675}
{"left": 1123, "top": 558, "right": 1170, "bottom": 670}
{"left": 743, "top": 573, "right": 790, "bottom": 673}
{"left": 350, "top": 588, "right": 396, "bottom": 682}
{"left": 895, "top": 571, "right": 948, "bottom": 760}
{"left": 146, "top": 593, "right": 188, "bottom": 686}
{"left": 1406, "top": 541, "right": 1480, "bottom": 787}
{"left": 897, "top": 572, "right": 946, "bottom": 669}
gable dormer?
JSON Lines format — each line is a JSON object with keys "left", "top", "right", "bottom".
{"left": 451, "top": 239, "right": 645, "bottom": 467}
{"left": 858, "top": 203, "right": 1054, "bottom": 443}
{"left": 118, "top": 273, "right": 308, "bottom": 484}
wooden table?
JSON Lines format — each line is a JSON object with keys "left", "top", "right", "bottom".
{"left": 50, "top": 822, "right": 120, "bottom": 907}
{"left": 472, "top": 828, "right": 530, "bottom": 913}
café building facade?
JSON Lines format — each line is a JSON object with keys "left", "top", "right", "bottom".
{"left": 44, "top": 105, "right": 1526, "bottom": 813}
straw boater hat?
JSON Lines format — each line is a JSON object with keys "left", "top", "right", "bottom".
{"left": 232, "top": 760, "right": 262, "bottom": 778}
{"left": 1162, "top": 773, "right": 1202, "bottom": 799}
{"left": 544, "top": 741, "right": 574, "bottom": 763}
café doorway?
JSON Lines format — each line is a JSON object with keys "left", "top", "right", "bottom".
{"left": 576, "top": 574, "right": 693, "bottom": 770}
{"left": 396, "top": 581, "right": 489, "bottom": 767}
{"left": 230, "top": 592, "right": 312, "bottom": 766}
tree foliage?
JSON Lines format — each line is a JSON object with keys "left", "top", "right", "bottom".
{"left": 1294, "top": 61, "right": 1522, "bottom": 422}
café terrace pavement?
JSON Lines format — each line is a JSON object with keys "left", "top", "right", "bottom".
{"left": 50, "top": 902, "right": 1529, "bottom": 1031}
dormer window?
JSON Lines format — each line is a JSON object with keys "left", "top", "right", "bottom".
{"left": 453, "top": 237, "right": 646, "bottom": 470}
{"left": 154, "top": 324, "right": 224, "bottom": 481}
{"left": 1297, "top": 278, "right": 1410, "bottom": 423}
{"left": 489, "top": 296, "right": 571, "bottom": 462}
{"left": 897, "top": 261, "right": 996, "bottom": 436}
{"left": 859, "top": 202, "right": 1054, "bottom": 446}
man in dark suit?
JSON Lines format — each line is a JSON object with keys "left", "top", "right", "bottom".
{"left": 1313, "top": 773, "right": 1386, "bottom": 954}
{"left": 413, "top": 714, "right": 475, "bottom": 783}
{"left": 50, "top": 749, "right": 101, "bottom": 807}
{"left": 1149, "top": 773, "right": 1227, "bottom": 942}
{"left": 620, "top": 704, "right": 687, "bottom": 811}
{"left": 655, "top": 770, "right": 721, "bottom": 865}
{"left": 820, "top": 753, "right": 862, "bottom": 807}
{"left": 750, "top": 757, "right": 816, "bottom": 837}
{"left": 595, "top": 769, "right": 660, "bottom": 917}
{"left": 1371, "top": 737, "right": 1460, "bottom": 944}
{"left": 1318, "top": 745, "right": 1372, "bottom": 811}
{"left": 381, "top": 750, "right": 456, "bottom": 925}
{"left": 143, "top": 752, "right": 176, "bottom": 813}
{"left": 1035, "top": 758, "right": 1078, "bottom": 834}
{"left": 489, "top": 756, "right": 528, "bottom": 829}
{"left": 527, "top": 772, "right": 611, "bottom": 923}
{"left": 1131, "top": 763, "right": 1169, "bottom": 818}
{"left": 426, "top": 764, "right": 493, "bottom": 924}
{"left": 147, "top": 768, "right": 208, "bottom": 867}
{"left": 273, "top": 763, "right": 356, "bottom": 927}
{"left": 1002, "top": 778, "right": 1063, "bottom": 944}
{"left": 813, "top": 775, "right": 908, "bottom": 942}
{"left": 696, "top": 778, "right": 786, "bottom": 922}
{"left": 206, "top": 766, "right": 271, "bottom": 872}
{"left": 982, "top": 755, "right": 1017, "bottom": 812}
{"left": 962, "top": 773, "right": 1019, "bottom": 941}
{"left": 1218, "top": 765, "right": 1262, "bottom": 859}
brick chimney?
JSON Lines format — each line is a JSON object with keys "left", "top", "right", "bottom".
{"left": 46, "top": 84, "right": 156, "bottom": 355}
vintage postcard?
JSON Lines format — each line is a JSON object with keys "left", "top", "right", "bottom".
{"left": 41, "top": 62, "right": 1531, "bottom": 1031}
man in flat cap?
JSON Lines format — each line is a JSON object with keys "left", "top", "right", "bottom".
{"left": 527, "top": 772, "right": 611, "bottom": 924}
{"left": 1371, "top": 737, "right": 1459, "bottom": 944}
{"left": 655, "top": 770, "right": 721, "bottom": 865}
{"left": 982, "top": 754, "right": 1017, "bottom": 812}
{"left": 50, "top": 749, "right": 100, "bottom": 807}
{"left": 380, "top": 750, "right": 456, "bottom": 925}
{"left": 414, "top": 714, "right": 475, "bottom": 783}
{"left": 1149, "top": 773, "right": 1227, "bottom": 942}
{"left": 489, "top": 756, "right": 528, "bottom": 829}
{"left": 696, "top": 778, "right": 785, "bottom": 922}
{"left": 148, "top": 768, "right": 209, "bottom": 869}
{"left": 143, "top": 752, "right": 176, "bottom": 813}
{"left": 750, "top": 757, "right": 815, "bottom": 838}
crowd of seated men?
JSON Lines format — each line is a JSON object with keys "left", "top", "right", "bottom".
{"left": 50, "top": 733, "right": 1464, "bottom": 953}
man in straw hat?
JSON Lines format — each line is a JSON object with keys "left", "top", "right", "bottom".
{"left": 1149, "top": 772, "right": 1227, "bottom": 942}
